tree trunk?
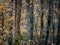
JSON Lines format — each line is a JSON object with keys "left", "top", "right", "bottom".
{"left": 45, "top": 0, "right": 54, "bottom": 45}
{"left": 14, "top": 0, "right": 22, "bottom": 45}
{"left": 26, "top": 0, "right": 34, "bottom": 45}
{"left": 56, "top": 0, "right": 60, "bottom": 45}
{"left": 39, "top": 0, "right": 44, "bottom": 45}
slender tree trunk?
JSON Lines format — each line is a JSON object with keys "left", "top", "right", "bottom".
{"left": 2, "top": 13, "right": 4, "bottom": 45}
{"left": 39, "top": 0, "right": 44, "bottom": 45}
{"left": 45, "top": 0, "right": 54, "bottom": 45}
{"left": 29, "top": 0, "right": 34, "bottom": 45}
{"left": 16, "top": 0, "right": 22, "bottom": 37}
{"left": 14, "top": 0, "right": 22, "bottom": 45}
{"left": 26, "top": 0, "right": 34, "bottom": 45}
{"left": 56, "top": 0, "right": 60, "bottom": 45}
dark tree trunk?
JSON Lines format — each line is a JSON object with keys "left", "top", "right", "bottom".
{"left": 2, "top": 13, "right": 4, "bottom": 45}
{"left": 45, "top": 16, "right": 51, "bottom": 45}
{"left": 16, "top": 0, "right": 22, "bottom": 37}
{"left": 26, "top": 0, "right": 34, "bottom": 45}
{"left": 15, "top": 0, "right": 22, "bottom": 38}
{"left": 39, "top": 0, "right": 44, "bottom": 45}
{"left": 45, "top": 0, "right": 54, "bottom": 45}
{"left": 14, "top": 0, "right": 22, "bottom": 45}
{"left": 56, "top": 0, "right": 60, "bottom": 45}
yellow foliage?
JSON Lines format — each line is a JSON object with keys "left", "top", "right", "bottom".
{"left": 0, "top": 6, "right": 3, "bottom": 9}
{"left": 0, "top": 4, "right": 4, "bottom": 13}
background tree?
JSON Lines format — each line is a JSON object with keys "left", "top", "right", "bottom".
{"left": 45, "top": 0, "right": 54, "bottom": 45}
{"left": 56, "top": 0, "right": 60, "bottom": 45}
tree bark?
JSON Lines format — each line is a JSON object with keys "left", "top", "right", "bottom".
{"left": 56, "top": 0, "right": 60, "bottom": 45}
